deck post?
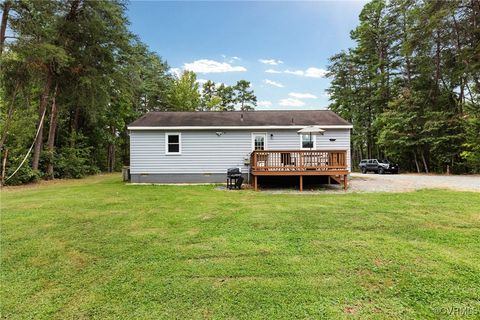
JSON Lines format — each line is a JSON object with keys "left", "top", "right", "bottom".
{"left": 299, "top": 175, "right": 303, "bottom": 192}
{"left": 343, "top": 174, "right": 347, "bottom": 191}
{"left": 328, "top": 176, "right": 331, "bottom": 185}
{"left": 254, "top": 175, "right": 258, "bottom": 191}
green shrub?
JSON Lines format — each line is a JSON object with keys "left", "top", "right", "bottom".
{"left": 55, "top": 144, "right": 99, "bottom": 179}
{"left": 3, "top": 155, "right": 41, "bottom": 185}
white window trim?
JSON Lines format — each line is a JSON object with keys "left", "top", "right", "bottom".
{"left": 251, "top": 132, "right": 268, "bottom": 151}
{"left": 299, "top": 134, "right": 316, "bottom": 150}
{"left": 165, "top": 132, "right": 182, "bottom": 155}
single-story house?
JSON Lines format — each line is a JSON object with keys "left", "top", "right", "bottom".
{"left": 128, "top": 110, "right": 352, "bottom": 190}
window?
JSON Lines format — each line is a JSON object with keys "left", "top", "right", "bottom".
{"left": 300, "top": 134, "right": 315, "bottom": 149}
{"left": 252, "top": 133, "right": 267, "bottom": 150}
{"left": 166, "top": 133, "right": 181, "bottom": 154}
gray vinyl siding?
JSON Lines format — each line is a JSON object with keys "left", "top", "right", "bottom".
{"left": 316, "top": 129, "right": 351, "bottom": 172}
{"left": 130, "top": 129, "right": 351, "bottom": 175}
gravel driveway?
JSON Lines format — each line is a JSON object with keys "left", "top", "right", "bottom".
{"left": 236, "top": 173, "right": 480, "bottom": 194}
{"left": 349, "top": 173, "right": 480, "bottom": 193}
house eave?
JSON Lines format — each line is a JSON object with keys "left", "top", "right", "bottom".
{"left": 127, "top": 125, "right": 354, "bottom": 130}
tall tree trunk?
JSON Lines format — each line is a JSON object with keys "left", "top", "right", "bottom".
{"left": 451, "top": 14, "right": 465, "bottom": 115}
{"left": 402, "top": 11, "right": 413, "bottom": 89}
{"left": 107, "top": 144, "right": 114, "bottom": 172}
{"left": 413, "top": 152, "right": 420, "bottom": 173}
{"left": 46, "top": 84, "right": 59, "bottom": 179}
{"left": 66, "top": 0, "right": 81, "bottom": 21}
{"left": 1, "top": 148, "right": 8, "bottom": 186}
{"left": 0, "top": 0, "right": 11, "bottom": 57}
{"left": 32, "top": 74, "right": 52, "bottom": 171}
{"left": 421, "top": 150, "right": 429, "bottom": 173}
{"left": 107, "top": 126, "right": 116, "bottom": 172}
{"left": 0, "top": 1, "right": 13, "bottom": 156}
{"left": 122, "top": 129, "right": 129, "bottom": 166}
{"left": 434, "top": 29, "right": 441, "bottom": 94}
{"left": 0, "top": 83, "right": 19, "bottom": 151}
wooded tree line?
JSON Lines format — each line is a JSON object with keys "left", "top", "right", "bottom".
{"left": 169, "top": 74, "right": 257, "bottom": 112}
{"left": 327, "top": 0, "right": 479, "bottom": 173}
{"left": 0, "top": 0, "right": 256, "bottom": 185}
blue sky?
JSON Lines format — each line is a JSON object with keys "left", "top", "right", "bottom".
{"left": 127, "top": 1, "right": 367, "bottom": 110}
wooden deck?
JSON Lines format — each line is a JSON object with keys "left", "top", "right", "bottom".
{"left": 250, "top": 150, "right": 349, "bottom": 191}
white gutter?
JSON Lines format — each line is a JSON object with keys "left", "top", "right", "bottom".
{"left": 127, "top": 125, "right": 353, "bottom": 130}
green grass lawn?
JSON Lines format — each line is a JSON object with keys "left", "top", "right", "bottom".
{"left": 1, "top": 174, "right": 480, "bottom": 319}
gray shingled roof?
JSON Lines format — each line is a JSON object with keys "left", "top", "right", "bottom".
{"left": 128, "top": 110, "right": 351, "bottom": 127}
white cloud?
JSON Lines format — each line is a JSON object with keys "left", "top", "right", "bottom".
{"left": 259, "top": 59, "right": 284, "bottom": 65}
{"left": 279, "top": 98, "right": 305, "bottom": 107}
{"left": 284, "top": 69, "right": 305, "bottom": 76}
{"left": 184, "top": 59, "right": 247, "bottom": 73}
{"left": 227, "top": 56, "right": 241, "bottom": 63}
{"left": 288, "top": 92, "right": 318, "bottom": 99}
{"left": 265, "top": 69, "right": 281, "bottom": 74}
{"left": 304, "top": 67, "right": 328, "bottom": 78}
{"left": 257, "top": 100, "right": 272, "bottom": 107}
{"left": 283, "top": 67, "right": 327, "bottom": 78}
{"left": 196, "top": 78, "right": 209, "bottom": 85}
{"left": 169, "top": 67, "right": 182, "bottom": 78}
{"left": 264, "top": 79, "right": 284, "bottom": 88}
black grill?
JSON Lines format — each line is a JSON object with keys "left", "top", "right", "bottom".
{"left": 227, "top": 167, "right": 243, "bottom": 189}
{"left": 227, "top": 167, "right": 241, "bottom": 177}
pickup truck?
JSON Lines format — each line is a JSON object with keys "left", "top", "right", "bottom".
{"left": 359, "top": 159, "right": 399, "bottom": 174}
